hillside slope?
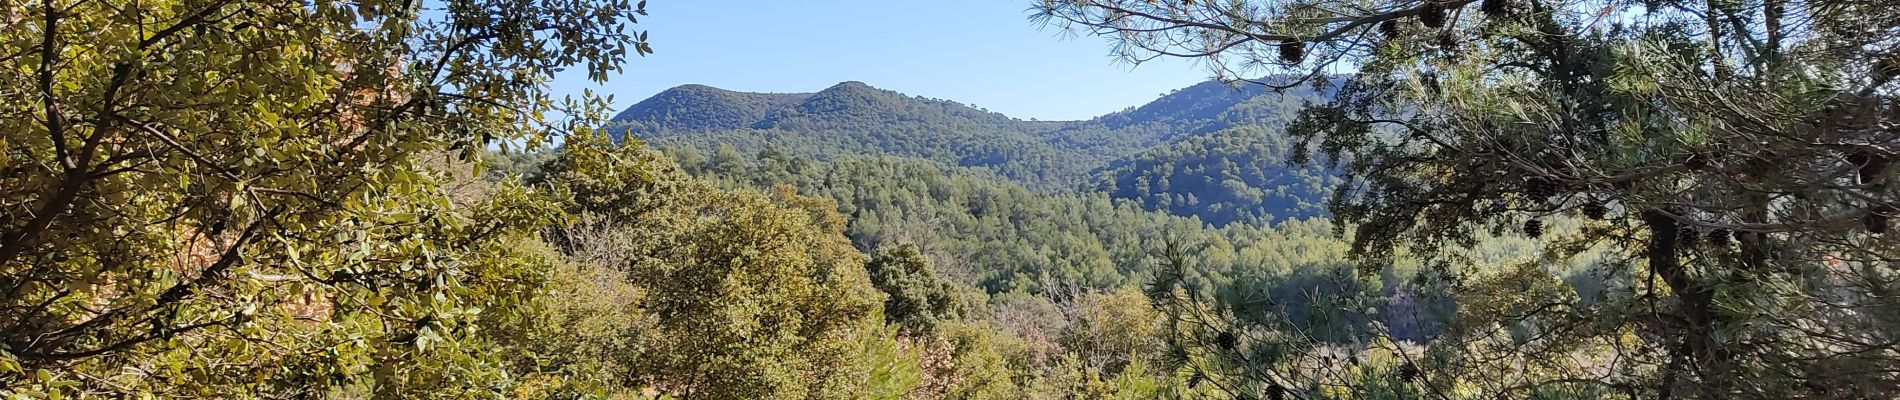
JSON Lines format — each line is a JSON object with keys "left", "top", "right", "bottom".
{"left": 611, "top": 84, "right": 811, "bottom": 133}
{"left": 615, "top": 78, "right": 1339, "bottom": 224}
{"left": 1088, "top": 125, "right": 1339, "bottom": 226}
{"left": 1040, "top": 79, "right": 1331, "bottom": 159}
{"left": 620, "top": 81, "right": 1096, "bottom": 184}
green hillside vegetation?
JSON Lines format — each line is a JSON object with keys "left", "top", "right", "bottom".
{"left": 624, "top": 81, "right": 1099, "bottom": 185}
{"left": 1038, "top": 79, "right": 1329, "bottom": 159}
{"left": 618, "top": 79, "right": 1342, "bottom": 225}
{"left": 663, "top": 145, "right": 1604, "bottom": 336}
{"left": 655, "top": 143, "right": 1617, "bottom": 396}
{"left": 1090, "top": 125, "right": 1341, "bottom": 226}
{"left": 610, "top": 84, "right": 813, "bottom": 133}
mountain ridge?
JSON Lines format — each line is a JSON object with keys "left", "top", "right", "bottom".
{"left": 612, "top": 79, "right": 1340, "bottom": 225}
{"left": 617, "top": 79, "right": 1332, "bottom": 132}
{"left": 610, "top": 83, "right": 813, "bottom": 133}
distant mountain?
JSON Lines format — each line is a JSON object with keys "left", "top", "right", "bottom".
{"left": 612, "top": 78, "right": 1340, "bottom": 225}
{"left": 612, "top": 84, "right": 811, "bottom": 133}
{"left": 759, "top": 81, "right": 1026, "bottom": 131}
{"left": 615, "top": 81, "right": 1096, "bottom": 185}
{"left": 1039, "top": 78, "right": 1334, "bottom": 160}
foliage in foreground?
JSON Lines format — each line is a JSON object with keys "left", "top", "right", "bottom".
{"left": 0, "top": 0, "right": 646, "bottom": 396}
{"left": 1040, "top": 0, "right": 1900, "bottom": 397}
{"left": 533, "top": 132, "right": 890, "bottom": 398}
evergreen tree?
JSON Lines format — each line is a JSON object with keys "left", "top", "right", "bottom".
{"left": 867, "top": 244, "right": 967, "bottom": 335}
{"left": 1040, "top": 0, "right": 1900, "bottom": 397}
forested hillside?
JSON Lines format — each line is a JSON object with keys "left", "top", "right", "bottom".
{"left": 1036, "top": 78, "right": 1331, "bottom": 159}
{"left": 1089, "top": 125, "right": 1340, "bottom": 225}
{"left": 620, "top": 81, "right": 1097, "bottom": 185}
{"left": 610, "top": 84, "right": 813, "bottom": 132}
{"left": 675, "top": 149, "right": 1233, "bottom": 292}
{"left": 617, "top": 78, "right": 1339, "bottom": 225}
{"left": 662, "top": 144, "right": 1605, "bottom": 338}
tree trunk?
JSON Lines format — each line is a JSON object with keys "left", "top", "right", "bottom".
{"left": 1642, "top": 209, "right": 1731, "bottom": 396}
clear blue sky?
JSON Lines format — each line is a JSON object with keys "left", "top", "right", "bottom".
{"left": 548, "top": 0, "right": 1213, "bottom": 121}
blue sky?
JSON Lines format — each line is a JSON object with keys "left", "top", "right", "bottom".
{"left": 547, "top": 0, "right": 1213, "bottom": 121}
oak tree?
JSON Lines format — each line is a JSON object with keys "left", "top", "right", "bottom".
{"left": 0, "top": 0, "right": 648, "bottom": 395}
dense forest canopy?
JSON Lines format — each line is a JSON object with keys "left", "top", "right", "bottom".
{"left": 615, "top": 79, "right": 1343, "bottom": 226}
{"left": 5, "top": 0, "right": 1896, "bottom": 399}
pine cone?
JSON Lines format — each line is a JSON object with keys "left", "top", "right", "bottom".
{"left": 1707, "top": 228, "right": 1732, "bottom": 247}
{"left": 1215, "top": 330, "right": 1238, "bottom": 350}
{"left": 1436, "top": 31, "right": 1459, "bottom": 52}
{"left": 1279, "top": 39, "right": 1305, "bottom": 63}
{"left": 1523, "top": 219, "right": 1544, "bottom": 238}
{"left": 1677, "top": 225, "right": 1701, "bottom": 247}
{"left": 1420, "top": 2, "right": 1447, "bottom": 28}
{"left": 1581, "top": 201, "right": 1608, "bottom": 220}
